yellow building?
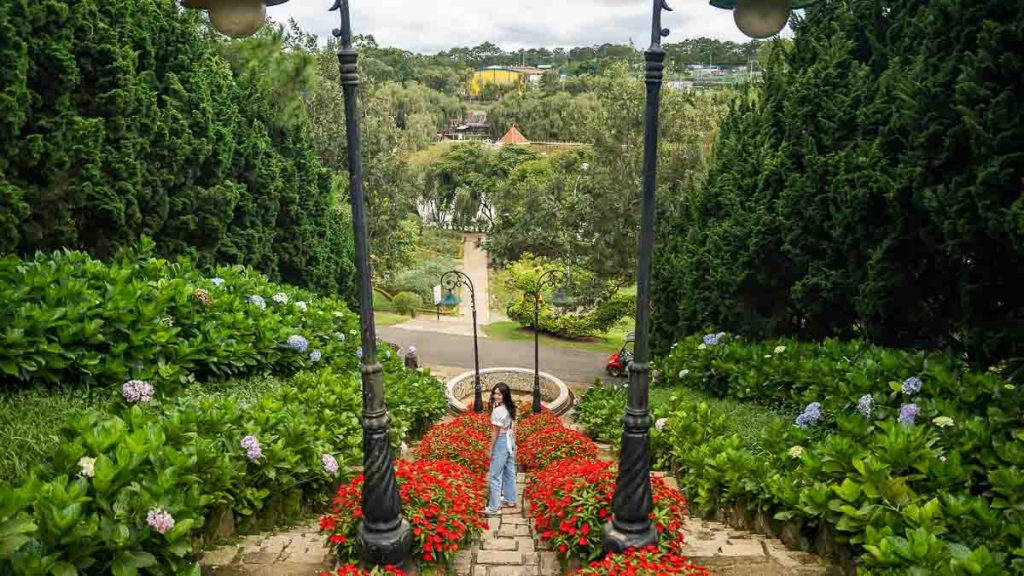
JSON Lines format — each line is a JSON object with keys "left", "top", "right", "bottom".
{"left": 468, "top": 66, "right": 525, "bottom": 98}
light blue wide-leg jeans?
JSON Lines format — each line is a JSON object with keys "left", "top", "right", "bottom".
{"left": 486, "top": 434, "right": 517, "bottom": 512}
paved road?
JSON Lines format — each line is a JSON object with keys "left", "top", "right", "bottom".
{"left": 379, "top": 326, "right": 612, "bottom": 385}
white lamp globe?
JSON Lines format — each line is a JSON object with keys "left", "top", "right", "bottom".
{"left": 204, "top": 0, "right": 268, "bottom": 38}
{"left": 734, "top": 0, "right": 791, "bottom": 39}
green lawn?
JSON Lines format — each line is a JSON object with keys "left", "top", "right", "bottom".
{"left": 374, "top": 310, "right": 408, "bottom": 326}
{"left": 483, "top": 320, "right": 630, "bottom": 355}
{"left": 0, "top": 375, "right": 291, "bottom": 482}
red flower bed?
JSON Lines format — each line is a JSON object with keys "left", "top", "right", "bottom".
{"left": 320, "top": 460, "right": 488, "bottom": 565}
{"left": 414, "top": 412, "right": 491, "bottom": 476}
{"left": 517, "top": 423, "right": 598, "bottom": 472}
{"left": 526, "top": 458, "right": 688, "bottom": 561}
{"left": 321, "top": 566, "right": 406, "bottom": 576}
{"left": 572, "top": 546, "right": 711, "bottom": 575}
{"left": 516, "top": 410, "right": 562, "bottom": 440}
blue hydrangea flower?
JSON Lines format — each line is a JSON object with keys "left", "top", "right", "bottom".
{"left": 899, "top": 403, "right": 918, "bottom": 425}
{"left": 702, "top": 333, "right": 720, "bottom": 346}
{"left": 901, "top": 376, "right": 923, "bottom": 395}
{"left": 211, "top": 277, "right": 225, "bottom": 287}
{"left": 356, "top": 346, "right": 363, "bottom": 359}
{"left": 286, "top": 335, "right": 309, "bottom": 353}
{"left": 309, "top": 349, "right": 322, "bottom": 363}
{"left": 248, "top": 295, "right": 266, "bottom": 311}
{"left": 795, "top": 402, "right": 822, "bottom": 428}
{"left": 857, "top": 394, "right": 873, "bottom": 418}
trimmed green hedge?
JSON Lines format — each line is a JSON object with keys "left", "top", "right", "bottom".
{"left": 506, "top": 293, "right": 634, "bottom": 339}
{"left": 578, "top": 336, "right": 1023, "bottom": 573}
{"left": 1, "top": 243, "right": 346, "bottom": 394}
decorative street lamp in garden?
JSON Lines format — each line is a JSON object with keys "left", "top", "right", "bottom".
{"left": 601, "top": 0, "right": 819, "bottom": 556}
{"left": 529, "top": 268, "right": 571, "bottom": 414}
{"left": 179, "top": 0, "right": 414, "bottom": 568}
{"left": 440, "top": 269, "right": 483, "bottom": 413}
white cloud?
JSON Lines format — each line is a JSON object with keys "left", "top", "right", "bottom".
{"left": 267, "top": 0, "right": 788, "bottom": 53}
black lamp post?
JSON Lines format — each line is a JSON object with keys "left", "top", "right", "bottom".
{"left": 180, "top": 0, "right": 413, "bottom": 568}
{"left": 601, "top": 0, "right": 817, "bottom": 556}
{"left": 440, "top": 270, "right": 482, "bottom": 412}
{"left": 530, "top": 268, "right": 570, "bottom": 414}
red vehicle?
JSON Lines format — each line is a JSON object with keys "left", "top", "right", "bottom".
{"left": 605, "top": 332, "right": 635, "bottom": 378}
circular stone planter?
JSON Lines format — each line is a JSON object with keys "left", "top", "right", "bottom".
{"left": 446, "top": 367, "right": 573, "bottom": 415}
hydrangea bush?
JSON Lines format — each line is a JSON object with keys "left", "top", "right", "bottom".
{"left": 588, "top": 334, "right": 1023, "bottom": 573}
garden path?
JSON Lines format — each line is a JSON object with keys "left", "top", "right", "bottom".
{"left": 199, "top": 416, "right": 834, "bottom": 576}
{"left": 389, "top": 233, "right": 491, "bottom": 338}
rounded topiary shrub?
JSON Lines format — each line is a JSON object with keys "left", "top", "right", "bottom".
{"left": 392, "top": 291, "right": 424, "bottom": 317}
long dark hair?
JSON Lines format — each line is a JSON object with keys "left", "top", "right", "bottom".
{"left": 490, "top": 382, "right": 516, "bottom": 421}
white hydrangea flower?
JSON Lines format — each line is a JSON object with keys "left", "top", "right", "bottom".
{"left": 78, "top": 456, "right": 96, "bottom": 478}
{"left": 788, "top": 446, "right": 804, "bottom": 459}
{"left": 655, "top": 418, "right": 668, "bottom": 432}
{"left": 774, "top": 345, "right": 787, "bottom": 354}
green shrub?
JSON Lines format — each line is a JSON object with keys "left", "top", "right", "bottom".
{"left": 580, "top": 335, "right": 1024, "bottom": 573}
{"left": 0, "top": 364, "right": 446, "bottom": 574}
{"left": 0, "top": 246, "right": 353, "bottom": 395}
{"left": 392, "top": 291, "right": 424, "bottom": 317}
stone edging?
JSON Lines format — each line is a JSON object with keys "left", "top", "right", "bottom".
{"left": 446, "top": 367, "right": 572, "bottom": 415}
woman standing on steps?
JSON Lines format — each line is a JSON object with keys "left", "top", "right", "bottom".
{"left": 484, "top": 382, "right": 517, "bottom": 516}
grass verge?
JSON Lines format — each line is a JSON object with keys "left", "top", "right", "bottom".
{"left": 483, "top": 320, "right": 628, "bottom": 355}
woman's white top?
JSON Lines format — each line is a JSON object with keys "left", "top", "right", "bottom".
{"left": 491, "top": 405, "right": 516, "bottom": 454}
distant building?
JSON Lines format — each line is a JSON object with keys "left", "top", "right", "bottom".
{"left": 498, "top": 124, "right": 529, "bottom": 145}
{"left": 468, "top": 66, "right": 548, "bottom": 97}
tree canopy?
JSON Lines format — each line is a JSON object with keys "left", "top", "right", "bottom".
{"left": 651, "top": 0, "right": 1024, "bottom": 366}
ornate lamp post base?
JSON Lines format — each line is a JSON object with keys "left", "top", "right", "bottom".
{"left": 358, "top": 518, "right": 413, "bottom": 569}
{"left": 601, "top": 522, "right": 658, "bottom": 555}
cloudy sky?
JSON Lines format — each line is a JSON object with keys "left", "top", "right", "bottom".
{"left": 267, "top": 1, "right": 784, "bottom": 54}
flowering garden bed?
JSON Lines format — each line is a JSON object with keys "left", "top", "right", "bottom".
{"left": 320, "top": 413, "right": 490, "bottom": 571}
{"left": 513, "top": 410, "right": 708, "bottom": 575}
{"left": 577, "top": 333, "right": 1023, "bottom": 573}
{"left": 0, "top": 251, "right": 447, "bottom": 575}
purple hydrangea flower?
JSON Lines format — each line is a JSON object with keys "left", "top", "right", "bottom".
{"left": 795, "top": 402, "right": 822, "bottom": 428}
{"left": 146, "top": 508, "right": 175, "bottom": 534}
{"left": 286, "top": 335, "right": 309, "bottom": 353}
{"left": 702, "top": 333, "right": 720, "bottom": 346}
{"left": 901, "top": 377, "right": 923, "bottom": 395}
{"left": 321, "top": 454, "right": 339, "bottom": 475}
{"left": 121, "top": 380, "right": 155, "bottom": 404}
{"left": 899, "top": 403, "right": 918, "bottom": 425}
{"left": 857, "top": 394, "right": 873, "bottom": 418}
{"left": 241, "top": 435, "right": 262, "bottom": 461}
{"left": 248, "top": 295, "right": 266, "bottom": 310}
{"left": 309, "top": 349, "right": 322, "bottom": 363}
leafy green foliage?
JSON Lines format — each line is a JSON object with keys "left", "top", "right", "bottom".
{"left": 501, "top": 255, "right": 634, "bottom": 338}
{"left": 0, "top": 364, "right": 445, "bottom": 574}
{"left": 578, "top": 335, "right": 1024, "bottom": 572}
{"left": 391, "top": 292, "right": 423, "bottom": 317}
{"left": 0, "top": 244, "right": 344, "bottom": 394}
{"left": 651, "top": 1, "right": 1024, "bottom": 366}
{"left": 0, "top": 2, "right": 355, "bottom": 299}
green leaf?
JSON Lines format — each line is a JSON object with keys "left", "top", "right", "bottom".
{"left": 50, "top": 561, "right": 78, "bottom": 576}
{"left": 111, "top": 553, "right": 138, "bottom": 576}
